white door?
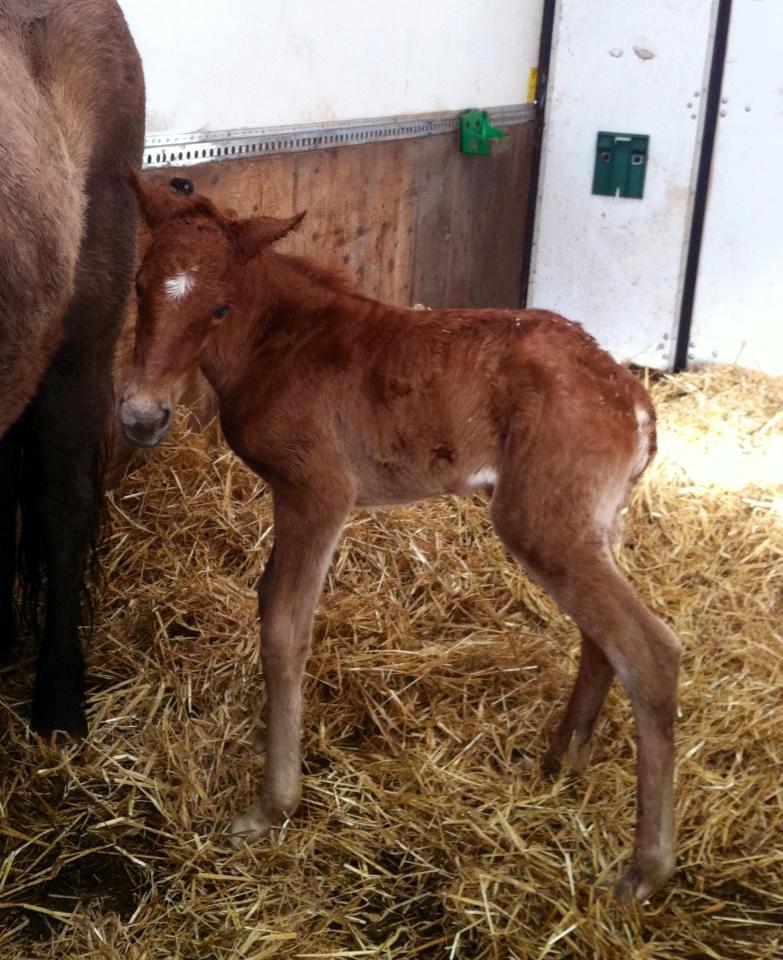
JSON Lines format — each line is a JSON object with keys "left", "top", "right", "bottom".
{"left": 528, "top": 0, "right": 719, "bottom": 368}
{"left": 688, "top": 0, "right": 783, "bottom": 375}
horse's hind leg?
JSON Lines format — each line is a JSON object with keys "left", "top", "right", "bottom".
{"left": 25, "top": 174, "right": 138, "bottom": 739}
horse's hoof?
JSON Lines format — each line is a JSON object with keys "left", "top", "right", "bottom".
{"left": 32, "top": 650, "right": 87, "bottom": 741}
{"left": 31, "top": 698, "right": 88, "bottom": 742}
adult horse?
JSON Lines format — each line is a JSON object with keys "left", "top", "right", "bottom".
{"left": 0, "top": 0, "right": 144, "bottom": 736}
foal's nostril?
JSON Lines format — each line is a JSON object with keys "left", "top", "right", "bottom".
{"left": 120, "top": 399, "right": 172, "bottom": 448}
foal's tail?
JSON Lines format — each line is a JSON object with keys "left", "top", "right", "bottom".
{"left": 601, "top": 396, "right": 657, "bottom": 546}
{"left": 631, "top": 400, "right": 657, "bottom": 484}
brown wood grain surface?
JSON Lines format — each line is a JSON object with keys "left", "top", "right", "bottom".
{"left": 146, "top": 121, "right": 536, "bottom": 308}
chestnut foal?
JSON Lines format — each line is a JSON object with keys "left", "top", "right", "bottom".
{"left": 121, "top": 176, "right": 680, "bottom": 901}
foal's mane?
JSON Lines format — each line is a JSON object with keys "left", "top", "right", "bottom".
{"left": 279, "top": 253, "right": 362, "bottom": 299}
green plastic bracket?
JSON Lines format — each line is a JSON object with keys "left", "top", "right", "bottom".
{"left": 592, "top": 132, "right": 649, "bottom": 199}
{"left": 460, "top": 110, "right": 509, "bottom": 156}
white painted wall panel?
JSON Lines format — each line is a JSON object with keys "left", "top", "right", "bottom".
{"left": 119, "top": 1, "right": 544, "bottom": 135}
{"left": 689, "top": 0, "right": 783, "bottom": 375}
{"left": 528, "top": 0, "right": 718, "bottom": 368}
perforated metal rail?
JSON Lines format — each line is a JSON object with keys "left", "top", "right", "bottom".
{"left": 142, "top": 103, "right": 533, "bottom": 169}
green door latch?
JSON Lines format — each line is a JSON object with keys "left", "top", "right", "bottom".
{"left": 460, "top": 110, "right": 509, "bottom": 156}
{"left": 592, "top": 132, "right": 649, "bottom": 199}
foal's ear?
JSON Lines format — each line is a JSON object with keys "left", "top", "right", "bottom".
{"left": 128, "top": 168, "right": 181, "bottom": 228}
{"left": 229, "top": 211, "right": 307, "bottom": 260}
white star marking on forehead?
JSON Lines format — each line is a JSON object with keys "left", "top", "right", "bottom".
{"left": 163, "top": 271, "right": 196, "bottom": 301}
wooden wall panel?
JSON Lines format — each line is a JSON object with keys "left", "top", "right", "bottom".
{"left": 146, "top": 121, "right": 537, "bottom": 310}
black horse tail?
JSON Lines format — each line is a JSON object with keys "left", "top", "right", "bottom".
{"left": 12, "top": 415, "right": 107, "bottom": 643}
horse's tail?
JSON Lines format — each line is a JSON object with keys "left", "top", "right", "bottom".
{"left": 13, "top": 418, "right": 107, "bottom": 641}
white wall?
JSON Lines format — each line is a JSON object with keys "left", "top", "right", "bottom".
{"left": 119, "top": 0, "right": 543, "bottom": 135}
{"left": 529, "top": 0, "right": 719, "bottom": 368}
{"left": 689, "top": 0, "right": 783, "bottom": 374}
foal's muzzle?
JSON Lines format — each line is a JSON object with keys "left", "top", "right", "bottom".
{"left": 119, "top": 394, "right": 172, "bottom": 448}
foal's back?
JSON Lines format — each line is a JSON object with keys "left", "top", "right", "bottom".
{"left": 356, "top": 306, "right": 642, "bottom": 498}
{"left": 231, "top": 281, "right": 653, "bottom": 514}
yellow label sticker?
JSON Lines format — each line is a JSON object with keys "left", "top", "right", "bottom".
{"left": 527, "top": 67, "right": 538, "bottom": 103}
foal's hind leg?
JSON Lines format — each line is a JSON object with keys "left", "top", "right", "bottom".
{"left": 492, "top": 503, "right": 680, "bottom": 900}
{"left": 541, "top": 631, "right": 614, "bottom": 778}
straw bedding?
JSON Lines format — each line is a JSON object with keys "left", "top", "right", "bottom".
{"left": 0, "top": 364, "right": 780, "bottom": 959}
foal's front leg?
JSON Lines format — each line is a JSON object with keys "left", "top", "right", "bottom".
{"left": 231, "top": 490, "right": 350, "bottom": 843}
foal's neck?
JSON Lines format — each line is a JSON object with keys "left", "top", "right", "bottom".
{"left": 201, "top": 249, "right": 361, "bottom": 399}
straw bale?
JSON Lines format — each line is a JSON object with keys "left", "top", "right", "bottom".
{"left": 0, "top": 364, "right": 781, "bottom": 958}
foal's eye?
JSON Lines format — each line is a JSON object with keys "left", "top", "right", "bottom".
{"left": 213, "top": 304, "right": 230, "bottom": 319}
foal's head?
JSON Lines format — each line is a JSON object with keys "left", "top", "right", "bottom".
{"left": 119, "top": 173, "right": 304, "bottom": 447}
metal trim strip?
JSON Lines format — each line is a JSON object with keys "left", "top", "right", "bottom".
{"left": 142, "top": 104, "right": 534, "bottom": 169}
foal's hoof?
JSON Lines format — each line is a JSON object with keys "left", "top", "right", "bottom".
{"left": 613, "top": 854, "right": 675, "bottom": 903}
{"left": 541, "top": 740, "right": 593, "bottom": 780}
{"left": 230, "top": 804, "right": 272, "bottom": 848}
{"left": 565, "top": 737, "right": 593, "bottom": 774}
{"left": 541, "top": 737, "right": 592, "bottom": 780}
